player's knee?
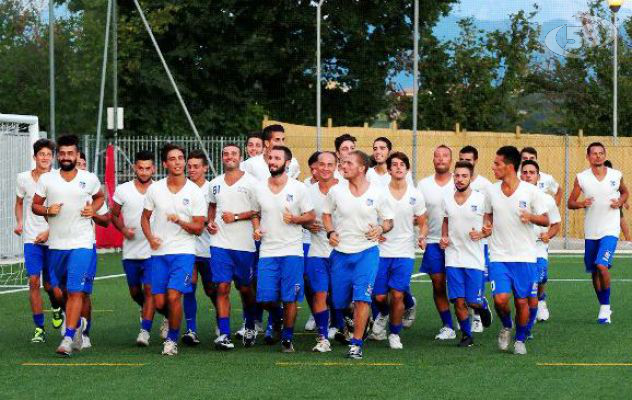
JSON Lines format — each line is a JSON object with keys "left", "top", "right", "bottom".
{"left": 217, "top": 283, "right": 231, "bottom": 297}
{"left": 28, "top": 275, "right": 40, "bottom": 289}
{"left": 374, "top": 294, "right": 387, "bottom": 304}
{"left": 389, "top": 291, "right": 404, "bottom": 303}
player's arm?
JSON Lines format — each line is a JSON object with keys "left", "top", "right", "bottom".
{"left": 283, "top": 209, "right": 315, "bottom": 225}
{"left": 141, "top": 208, "right": 162, "bottom": 250}
{"left": 110, "top": 202, "right": 134, "bottom": 239}
{"left": 171, "top": 216, "right": 205, "bottom": 236}
{"left": 322, "top": 212, "right": 339, "bottom": 247}
{"left": 93, "top": 212, "right": 110, "bottom": 227}
{"left": 614, "top": 178, "right": 629, "bottom": 208}
{"left": 416, "top": 213, "right": 428, "bottom": 240}
{"left": 568, "top": 177, "right": 589, "bottom": 209}
{"left": 14, "top": 196, "right": 24, "bottom": 235}
{"left": 521, "top": 211, "right": 549, "bottom": 227}
{"left": 32, "top": 194, "right": 61, "bottom": 217}
{"left": 482, "top": 213, "right": 493, "bottom": 237}
{"left": 91, "top": 189, "right": 105, "bottom": 213}
{"left": 221, "top": 208, "right": 258, "bottom": 224}
{"left": 554, "top": 186, "right": 563, "bottom": 207}
{"left": 439, "top": 216, "right": 449, "bottom": 249}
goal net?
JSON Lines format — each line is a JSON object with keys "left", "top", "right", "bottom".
{"left": 0, "top": 114, "right": 40, "bottom": 290}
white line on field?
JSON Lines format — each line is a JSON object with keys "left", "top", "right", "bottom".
{"left": 0, "top": 273, "right": 126, "bottom": 295}
{"left": 411, "top": 278, "right": 632, "bottom": 283}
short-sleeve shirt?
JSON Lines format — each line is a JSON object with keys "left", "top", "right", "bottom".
{"left": 577, "top": 168, "right": 622, "bottom": 240}
{"left": 417, "top": 175, "right": 454, "bottom": 243}
{"left": 112, "top": 180, "right": 152, "bottom": 259}
{"left": 443, "top": 190, "right": 486, "bottom": 270}
{"left": 16, "top": 170, "right": 49, "bottom": 244}
{"left": 379, "top": 185, "right": 426, "bottom": 259}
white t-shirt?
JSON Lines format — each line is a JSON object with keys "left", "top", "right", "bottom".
{"left": 208, "top": 172, "right": 258, "bottom": 252}
{"left": 484, "top": 181, "right": 548, "bottom": 263}
{"left": 379, "top": 185, "right": 426, "bottom": 259}
{"left": 240, "top": 154, "right": 301, "bottom": 181}
{"left": 16, "top": 170, "right": 49, "bottom": 244}
{"left": 307, "top": 182, "right": 335, "bottom": 258}
{"left": 535, "top": 192, "right": 562, "bottom": 260}
{"left": 470, "top": 175, "right": 493, "bottom": 193}
{"left": 577, "top": 168, "right": 622, "bottom": 240}
{"left": 537, "top": 172, "right": 560, "bottom": 197}
{"left": 323, "top": 182, "right": 395, "bottom": 254}
{"left": 35, "top": 169, "right": 101, "bottom": 250}
{"left": 443, "top": 190, "right": 486, "bottom": 270}
{"left": 366, "top": 168, "right": 414, "bottom": 188}
{"left": 302, "top": 178, "right": 315, "bottom": 244}
{"left": 252, "top": 178, "right": 313, "bottom": 258}
{"left": 112, "top": 180, "right": 152, "bottom": 259}
{"left": 416, "top": 175, "right": 454, "bottom": 243}
{"left": 195, "top": 181, "right": 212, "bottom": 258}
{"left": 143, "top": 178, "right": 207, "bottom": 256}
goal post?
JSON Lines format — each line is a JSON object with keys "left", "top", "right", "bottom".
{"left": 0, "top": 114, "right": 41, "bottom": 290}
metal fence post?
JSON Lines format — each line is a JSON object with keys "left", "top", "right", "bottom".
{"left": 564, "top": 133, "right": 570, "bottom": 250}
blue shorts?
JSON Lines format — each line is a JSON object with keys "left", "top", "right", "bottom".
{"left": 420, "top": 243, "right": 445, "bottom": 275}
{"left": 195, "top": 256, "right": 213, "bottom": 285}
{"left": 489, "top": 262, "right": 538, "bottom": 299}
{"left": 483, "top": 244, "right": 490, "bottom": 270}
{"left": 536, "top": 258, "right": 548, "bottom": 284}
{"left": 585, "top": 236, "right": 618, "bottom": 273}
{"left": 151, "top": 254, "right": 195, "bottom": 295}
{"left": 24, "top": 243, "right": 50, "bottom": 282}
{"left": 446, "top": 267, "right": 484, "bottom": 304}
{"left": 256, "top": 256, "right": 304, "bottom": 303}
{"left": 374, "top": 257, "right": 415, "bottom": 295}
{"left": 122, "top": 258, "right": 152, "bottom": 287}
{"left": 303, "top": 243, "right": 310, "bottom": 258}
{"left": 211, "top": 247, "right": 255, "bottom": 287}
{"left": 330, "top": 246, "right": 379, "bottom": 309}
{"left": 48, "top": 248, "right": 96, "bottom": 294}
{"left": 305, "top": 257, "right": 331, "bottom": 293}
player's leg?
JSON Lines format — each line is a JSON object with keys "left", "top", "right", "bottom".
{"left": 386, "top": 258, "right": 415, "bottom": 349}
{"left": 256, "top": 257, "right": 283, "bottom": 345}
{"left": 536, "top": 257, "right": 550, "bottom": 322}
{"left": 24, "top": 244, "right": 46, "bottom": 342}
{"left": 164, "top": 254, "right": 196, "bottom": 355}
{"left": 489, "top": 262, "right": 514, "bottom": 352}
{"left": 278, "top": 256, "right": 304, "bottom": 352}
{"left": 588, "top": 237, "right": 617, "bottom": 324}
{"left": 136, "top": 258, "right": 155, "bottom": 346}
{"left": 182, "top": 261, "right": 200, "bottom": 346}
{"left": 510, "top": 262, "right": 537, "bottom": 355}
{"left": 211, "top": 248, "right": 234, "bottom": 348}
{"left": 446, "top": 267, "right": 471, "bottom": 347}
{"left": 304, "top": 257, "right": 331, "bottom": 352}
{"left": 78, "top": 246, "right": 98, "bottom": 349}
{"left": 369, "top": 257, "right": 390, "bottom": 341}
{"left": 329, "top": 250, "right": 353, "bottom": 346}
{"left": 231, "top": 249, "right": 257, "bottom": 346}
{"left": 347, "top": 247, "right": 379, "bottom": 359}
{"left": 422, "top": 244, "right": 454, "bottom": 338}
{"left": 525, "top": 261, "right": 540, "bottom": 337}
{"left": 122, "top": 260, "right": 145, "bottom": 307}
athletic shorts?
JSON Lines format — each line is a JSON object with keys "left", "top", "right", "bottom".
{"left": 122, "top": 258, "right": 152, "bottom": 287}
{"left": 305, "top": 256, "right": 331, "bottom": 293}
{"left": 195, "top": 256, "right": 213, "bottom": 285}
{"left": 48, "top": 248, "right": 96, "bottom": 294}
{"left": 420, "top": 243, "right": 445, "bottom": 275}
{"left": 584, "top": 236, "right": 618, "bottom": 273}
{"left": 446, "top": 267, "right": 484, "bottom": 304}
{"left": 536, "top": 257, "right": 548, "bottom": 284}
{"left": 330, "top": 246, "right": 379, "bottom": 309}
{"left": 489, "top": 261, "right": 538, "bottom": 299}
{"left": 374, "top": 257, "right": 415, "bottom": 295}
{"left": 303, "top": 243, "right": 311, "bottom": 259}
{"left": 256, "top": 256, "right": 304, "bottom": 303}
{"left": 151, "top": 254, "right": 195, "bottom": 295}
{"left": 24, "top": 243, "right": 50, "bottom": 282}
{"left": 211, "top": 247, "right": 255, "bottom": 287}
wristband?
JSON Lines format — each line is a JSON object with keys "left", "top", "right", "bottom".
{"left": 234, "top": 214, "right": 240, "bottom": 222}
{"left": 326, "top": 230, "right": 335, "bottom": 239}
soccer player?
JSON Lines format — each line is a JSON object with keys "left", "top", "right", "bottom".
{"left": 251, "top": 146, "right": 315, "bottom": 352}
{"left": 458, "top": 145, "right": 493, "bottom": 333}
{"left": 333, "top": 133, "right": 357, "bottom": 181}
{"left": 246, "top": 131, "right": 264, "bottom": 159}
{"left": 322, "top": 150, "right": 394, "bottom": 359}
{"left": 208, "top": 144, "right": 259, "bottom": 350}
{"left": 111, "top": 151, "right": 157, "bottom": 346}
{"left": 417, "top": 145, "right": 456, "bottom": 340}
{"left": 181, "top": 150, "right": 216, "bottom": 346}
{"left": 303, "top": 151, "right": 321, "bottom": 332}
{"left": 77, "top": 151, "right": 87, "bottom": 171}
{"left": 366, "top": 137, "right": 413, "bottom": 187}
{"left": 371, "top": 152, "right": 426, "bottom": 350}
{"left": 304, "top": 151, "right": 339, "bottom": 352}
{"left": 604, "top": 160, "right": 631, "bottom": 242}
{"left": 141, "top": 144, "right": 207, "bottom": 356}
{"left": 568, "top": 142, "right": 628, "bottom": 324}
{"left": 483, "top": 146, "right": 549, "bottom": 355}
{"left": 520, "top": 160, "right": 561, "bottom": 331}
{"left": 520, "top": 147, "right": 562, "bottom": 206}
{"left": 241, "top": 124, "right": 300, "bottom": 180}
{"left": 15, "top": 138, "right": 62, "bottom": 342}
{"left": 440, "top": 161, "right": 492, "bottom": 348}
{"left": 32, "top": 135, "right": 105, "bottom": 356}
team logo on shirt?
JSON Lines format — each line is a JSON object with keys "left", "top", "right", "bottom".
{"left": 471, "top": 205, "right": 478, "bottom": 212}
{"left": 519, "top": 200, "right": 527, "bottom": 208}
{"left": 286, "top": 194, "right": 294, "bottom": 203}
{"left": 183, "top": 198, "right": 190, "bottom": 206}
{"left": 79, "top": 181, "right": 86, "bottom": 189}
{"left": 610, "top": 180, "right": 617, "bottom": 187}
{"left": 237, "top": 186, "right": 248, "bottom": 194}
{"left": 538, "top": 182, "right": 545, "bottom": 189}
{"left": 366, "top": 198, "right": 374, "bottom": 206}
{"left": 409, "top": 197, "right": 416, "bottom": 206}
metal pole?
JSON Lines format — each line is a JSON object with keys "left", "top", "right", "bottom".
{"left": 94, "top": 0, "right": 113, "bottom": 174}
{"left": 113, "top": 0, "right": 119, "bottom": 183}
{"left": 316, "top": 1, "right": 323, "bottom": 151}
{"left": 613, "top": 11, "right": 618, "bottom": 141}
{"left": 49, "top": 0, "right": 55, "bottom": 141}
{"left": 412, "top": 0, "right": 419, "bottom": 181}
{"left": 132, "top": 0, "right": 217, "bottom": 176}
{"left": 563, "top": 133, "right": 570, "bottom": 250}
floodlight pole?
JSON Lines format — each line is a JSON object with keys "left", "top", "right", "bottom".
{"left": 94, "top": 0, "right": 113, "bottom": 173}
{"left": 613, "top": 11, "right": 618, "bottom": 141}
{"left": 316, "top": 0, "right": 324, "bottom": 151}
{"left": 49, "top": 0, "right": 55, "bottom": 141}
{"left": 412, "top": 0, "right": 419, "bottom": 181}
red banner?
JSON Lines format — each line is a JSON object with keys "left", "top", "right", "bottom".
{"left": 96, "top": 144, "right": 123, "bottom": 248}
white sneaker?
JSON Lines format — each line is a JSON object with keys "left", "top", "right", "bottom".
{"left": 434, "top": 326, "right": 456, "bottom": 340}
{"left": 81, "top": 335, "right": 92, "bottom": 350}
{"left": 160, "top": 318, "right": 169, "bottom": 340}
{"left": 214, "top": 334, "right": 235, "bottom": 350}
{"left": 72, "top": 327, "right": 83, "bottom": 352}
{"left": 388, "top": 333, "right": 403, "bottom": 349}
{"left": 472, "top": 315, "right": 484, "bottom": 333}
{"left": 536, "top": 300, "right": 550, "bottom": 322}
{"left": 235, "top": 323, "right": 246, "bottom": 340}
{"left": 372, "top": 313, "right": 388, "bottom": 336}
{"left": 598, "top": 305, "right": 612, "bottom": 324}
{"left": 514, "top": 340, "right": 527, "bottom": 355}
{"left": 136, "top": 329, "right": 150, "bottom": 347}
{"left": 60, "top": 312, "right": 66, "bottom": 337}
{"left": 304, "top": 315, "right": 316, "bottom": 331}
{"left": 498, "top": 328, "right": 512, "bottom": 351}
{"left": 56, "top": 336, "right": 73, "bottom": 356}
{"left": 162, "top": 339, "right": 178, "bottom": 356}
{"left": 312, "top": 336, "right": 332, "bottom": 352}
{"left": 402, "top": 296, "right": 417, "bottom": 328}
{"left": 327, "top": 327, "right": 339, "bottom": 340}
